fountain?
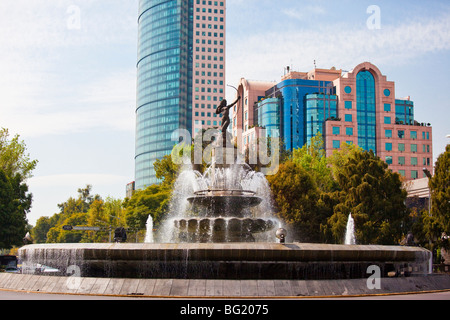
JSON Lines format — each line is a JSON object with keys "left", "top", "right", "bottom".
{"left": 17, "top": 97, "right": 434, "bottom": 285}
{"left": 144, "top": 215, "right": 154, "bottom": 244}
{"left": 345, "top": 213, "right": 356, "bottom": 245}
{"left": 160, "top": 132, "right": 279, "bottom": 244}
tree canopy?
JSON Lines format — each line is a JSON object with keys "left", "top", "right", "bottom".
{"left": 268, "top": 135, "right": 409, "bottom": 245}
{"left": 430, "top": 145, "right": 450, "bottom": 243}
{"left": 0, "top": 129, "right": 37, "bottom": 249}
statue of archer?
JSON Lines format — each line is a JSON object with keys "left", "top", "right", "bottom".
{"left": 216, "top": 96, "right": 241, "bottom": 138}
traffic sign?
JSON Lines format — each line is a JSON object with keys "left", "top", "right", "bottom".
{"left": 73, "top": 226, "right": 101, "bottom": 231}
{"left": 62, "top": 225, "right": 100, "bottom": 231}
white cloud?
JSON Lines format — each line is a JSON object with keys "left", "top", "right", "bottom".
{"left": 281, "top": 5, "right": 326, "bottom": 21}
{"left": 0, "top": 69, "right": 136, "bottom": 137}
{"left": 226, "top": 12, "right": 450, "bottom": 93}
{"left": 0, "top": 1, "right": 138, "bottom": 138}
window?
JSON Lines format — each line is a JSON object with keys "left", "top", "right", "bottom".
{"left": 411, "top": 144, "right": 418, "bottom": 153}
{"left": 344, "top": 86, "right": 352, "bottom": 94}
{"left": 411, "top": 157, "right": 418, "bottom": 166}
{"left": 345, "top": 101, "right": 352, "bottom": 109}
{"left": 332, "top": 127, "right": 340, "bottom": 135}
{"left": 410, "top": 131, "right": 417, "bottom": 140}
{"left": 345, "top": 114, "right": 352, "bottom": 122}
{"left": 386, "top": 156, "right": 393, "bottom": 165}
{"left": 356, "top": 71, "right": 376, "bottom": 154}
{"left": 398, "top": 170, "right": 406, "bottom": 177}
{"left": 346, "top": 127, "right": 354, "bottom": 136}
{"left": 385, "top": 130, "right": 392, "bottom": 138}
{"left": 333, "top": 140, "right": 341, "bottom": 149}
{"left": 398, "top": 143, "right": 405, "bottom": 152}
{"left": 384, "top": 117, "right": 391, "bottom": 124}
{"left": 398, "top": 130, "right": 404, "bottom": 139}
{"left": 384, "top": 104, "right": 391, "bottom": 112}
{"left": 386, "top": 143, "right": 393, "bottom": 151}
{"left": 384, "top": 89, "right": 391, "bottom": 97}
{"left": 411, "top": 170, "right": 418, "bottom": 179}
{"left": 398, "top": 156, "right": 405, "bottom": 165}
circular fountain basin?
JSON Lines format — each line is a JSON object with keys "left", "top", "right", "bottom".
{"left": 173, "top": 217, "right": 277, "bottom": 242}
{"left": 186, "top": 189, "right": 263, "bottom": 217}
{"left": 19, "top": 243, "right": 432, "bottom": 280}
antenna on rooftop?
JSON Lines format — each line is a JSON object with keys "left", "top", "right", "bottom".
{"left": 314, "top": 60, "right": 317, "bottom": 69}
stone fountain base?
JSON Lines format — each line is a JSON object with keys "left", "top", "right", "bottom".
{"left": 173, "top": 218, "right": 278, "bottom": 242}
{"left": 19, "top": 243, "right": 432, "bottom": 280}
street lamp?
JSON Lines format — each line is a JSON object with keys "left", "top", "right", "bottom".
{"left": 423, "top": 168, "right": 432, "bottom": 215}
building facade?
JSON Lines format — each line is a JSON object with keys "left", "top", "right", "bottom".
{"left": 325, "top": 62, "right": 433, "bottom": 180}
{"left": 232, "top": 62, "right": 433, "bottom": 180}
{"left": 135, "top": 0, "right": 226, "bottom": 190}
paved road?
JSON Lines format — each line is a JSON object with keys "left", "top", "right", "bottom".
{"left": 1, "top": 289, "right": 449, "bottom": 300}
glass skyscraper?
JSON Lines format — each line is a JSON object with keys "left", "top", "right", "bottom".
{"left": 255, "top": 78, "right": 334, "bottom": 150}
{"left": 136, "top": 0, "right": 226, "bottom": 190}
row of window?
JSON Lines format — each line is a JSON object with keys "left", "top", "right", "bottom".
{"left": 385, "top": 155, "right": 431, "bottom": 166}
{"left": 194, "top": 71, "right": 224, "bottom": 78}
{"left": 196, "top": 8, "right": 224, "bottom": 14}
{"left": 195, "top": 23, "right": 224, "bottom": 30}
{"left": 385, "top": 129, "right": 430, "bottom": 140}
{"left": 195, "top": 53, "right": 224, "bottom": 60}
{"left": 195, "top": 87, "right": 223, "bottom": 93}
{"left": 195, "top": 41, "right": 225, "bottom": 51}
{"left": 194, "top": 62, "right": 224, "bottom": 69}
{"left": 385, "top": 142, "right": 431, "bottom": 153}
{"left": 398, "top": 170, "right": 427, "bottom": 180}
{"left": 194, "top": 120, "right": 221, "bottom": 126}
{"left": 194, "top": 111, "right": 222, "bottom": 118}
{"left": 196, "top": 0, "right": 225, "bottom": 6}
{"left": 332, "top": 127, "right": 354, "bottom": 136}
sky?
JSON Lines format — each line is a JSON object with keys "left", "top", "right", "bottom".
{"left": 0, "top": 0, "right": 449, "bottom": 226}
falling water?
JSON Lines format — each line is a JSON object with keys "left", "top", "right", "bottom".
{"left": 144, "top": 214, "right": 154, "bottom": 243}
{"left": 345, "top": 213, "right": 356, "bottom": 245}
{"left": 158, "top": 164, "right": 281, "bottom": 243}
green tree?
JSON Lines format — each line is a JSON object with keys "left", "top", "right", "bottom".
{"left": 39, "top": 185, "right": 102, "bottom": 244}
{"left": 0, "top": 129, "right": 36, "bottom": 249}
{"left": 326, "top": 149, "right": 408, "bottom": 245}
{"left": 267, "top": 160, "right": 327, "bottom": 242}
{"left": 31, "top": 216, "right": 53, "bottom": 244}
{"left": 124, "top": 185, "right": 171, "bottom": 230}
{"left": 0, "top": 128, "right": 38, "bottom": 179}
{"left": 292, "top": 133, "right": 337, "bottom": 192}
{"left": 154, "top": 154, "right": 180, "bottom": 188}
{"left": 0, "top": 170, "right": 32, "bottom": 249}
{"left": 430, "top": 145, "right": 450, "bottom": 240}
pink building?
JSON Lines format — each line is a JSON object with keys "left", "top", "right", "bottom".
{"left": 231, "top": 62, "right": 433, "bottom": 181}
{"left": 233, "top": 78, "right": 276, "bottom": 148}
{"left": 192, "top": 0, "right": 227, "bottom": 136}
{"left": 325, "top": 62, "right": 433, "bottom": 180}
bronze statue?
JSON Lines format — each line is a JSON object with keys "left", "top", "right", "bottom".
{"left": 216, "top": 96, "right": 241, "bottom": 137}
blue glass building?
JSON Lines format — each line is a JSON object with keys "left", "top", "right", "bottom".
{"left": 135, "top": 0, "right": 194, "bottom": 189}
{"left": 395, "top": 99, "right": 414, "bottom": 125}
{"left": 356, "top": 70, "right": 377, "bottom": 154}
{"left": 305, "top": 93, "right": 338, "bottom": 145}
{"left": 255, "top": 78, "right": 335, "bottom": 150}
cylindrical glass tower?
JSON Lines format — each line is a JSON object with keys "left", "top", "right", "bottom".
{"left": 135, "top": 0, "right": 193, "bottom": 189}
